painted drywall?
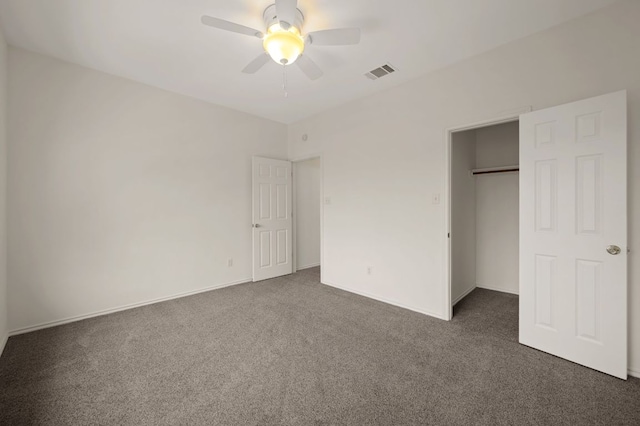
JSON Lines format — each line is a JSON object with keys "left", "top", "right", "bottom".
{"left": 0, "top": 25, "right": 7, "bottom": 354}
{"left": 7, "top": 48, "right": 287, "bottom": 332}
{"left": 450, "top": 130, "right": 476, "bottom": 304}
{"left": 287, "top": 0, "right": 640, "bottom": 374}
{"left": 475, "top": 122, "right": 519, "bottom": 294}
{"left": 295, "top": 157, "right": 321, "bottom": 270}
{"left": 475, "top": 122, "right": 520, "bottom": 169}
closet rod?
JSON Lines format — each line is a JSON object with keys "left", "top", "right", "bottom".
{"left": 471, "top": 165, "right": 519, "bottom": 176}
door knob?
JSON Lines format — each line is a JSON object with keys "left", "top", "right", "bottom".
{"left": 252, "top": 224, "right": 261, "bottom": 228}
{"left": 606, "top": 245, "right": 621, "bottom": 255}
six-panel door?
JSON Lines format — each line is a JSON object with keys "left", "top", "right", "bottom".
{"left": 519, "top": 91, "right": 627, "bottom": 379}
{"left": 252, "top": 157, "right": 293, "bottom": 281}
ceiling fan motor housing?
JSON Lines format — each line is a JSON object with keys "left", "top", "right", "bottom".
{"left": 263, "top": 4, "right": 304, "bottom": 31}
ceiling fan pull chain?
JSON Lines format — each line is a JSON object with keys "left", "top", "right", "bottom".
{"left": 282, "top": 64, "right": 288, "bottom": 98}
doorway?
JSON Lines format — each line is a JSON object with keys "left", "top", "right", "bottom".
{"left": 449, "top": 120, "right": 520, "bottom": 315}
{"left": 293, "top": 156, "right": 322, "bottom": 274}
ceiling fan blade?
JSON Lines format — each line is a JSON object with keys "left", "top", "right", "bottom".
{"left": 307, "top": 28, "right": 361, "bottom": 46}
{"left": 242, "top": 54, "right": 271, "bottom": 74}
{"left": 201, "top": 15, "right": 263, "bottom": 38}
{"left": 296, "top": 55, "right": 323, "bottom": 80}
{"left": 275, "top": 0, "right": 297, "bottom": 30}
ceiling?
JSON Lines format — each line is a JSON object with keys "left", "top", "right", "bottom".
{"left": 0, "top": 0, "right": 618, "bottom": 124}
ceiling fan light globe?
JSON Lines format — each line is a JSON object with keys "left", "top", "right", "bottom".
{"left": 263, "top": 24, "right": 305, "bottom": 65}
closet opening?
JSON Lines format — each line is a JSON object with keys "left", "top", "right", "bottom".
{"left": 448, "top": 119, "right": 520, "bottom": 319}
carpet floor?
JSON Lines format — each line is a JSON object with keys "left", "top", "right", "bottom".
{"left": 1, "top": 267, "right": 639, "bottom": 425}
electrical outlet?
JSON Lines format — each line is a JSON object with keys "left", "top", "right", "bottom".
{"left": 432, "top": 193, "right": 440, "bottom": 204}
{"left": 227, "top": 258, "right": 233, "bottom": 267}
{"left": 367, "top": 266, "right": 372, "bottom": 275}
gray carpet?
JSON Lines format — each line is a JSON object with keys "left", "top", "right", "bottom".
{"left": 1, "top": 267, "right": 639, "bottom": 425}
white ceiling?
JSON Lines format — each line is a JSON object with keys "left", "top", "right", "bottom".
{"left": 0, "top": 0, "right": 618, "bottom": 124}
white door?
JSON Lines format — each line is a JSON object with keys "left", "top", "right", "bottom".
{"left": 252, "top": 156, "right": 293, "bottom": 281}
{"left": 519, "top": 91, "right": 627, "bottom": 379}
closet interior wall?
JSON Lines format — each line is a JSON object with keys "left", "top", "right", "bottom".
{"left": 451, "top": 130, "right": 477, "bottom": 304}
{"left": 475, "top": 122, "right": 519, "bottom": 295}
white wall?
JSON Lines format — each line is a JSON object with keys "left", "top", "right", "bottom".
{"left": 0, "top": 25, "right": 7, "bottom": 354}
{"left": 287, "top": 0, "right": 640, "bottom": 375}
{"left": 7, "top": 48, "right": 287, "bottom": 332}
{"left": 475, "top": 122, "right": 520, "bottom": 169}
{"left": 295, "top": 157, "right": 321, "bottom": 270}
{"left": 475, "top": 122, "right": 519, "bottom": 294}
{"left": 451, "top": 130, "right": 476, "bottom": 304}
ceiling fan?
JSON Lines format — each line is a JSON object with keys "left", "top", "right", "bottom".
{"left": 201, "top": 0, "right": 361, "bottom": 80}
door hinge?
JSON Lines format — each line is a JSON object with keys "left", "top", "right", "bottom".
{"left": 448, "top": 233, "right": 450, "bottom": 238}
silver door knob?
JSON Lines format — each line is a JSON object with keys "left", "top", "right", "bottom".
{"left": 606, "top": 245, "right": 621, "bottom": 255}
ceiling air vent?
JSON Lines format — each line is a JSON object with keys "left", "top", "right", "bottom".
{"left": 365, "top": 63, "right": 397, "bottom": 80}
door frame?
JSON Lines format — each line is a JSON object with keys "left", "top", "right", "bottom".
{"left": 291, "top": 153, "right": 324, "bottom": 281}
{"left": 443, "top": 107, "right": 531, "bottom": 321}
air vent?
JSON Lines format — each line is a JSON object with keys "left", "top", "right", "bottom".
{"left": 364, "top": 63, "right": 396, "bottom": 80}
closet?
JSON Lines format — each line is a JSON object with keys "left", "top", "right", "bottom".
{"left": 450, "top": 121, "right": 520, "bottom": 307}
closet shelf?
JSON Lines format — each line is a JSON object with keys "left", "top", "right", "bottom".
{"left": 471, "top": 165, "right": 519, "bottom": 176}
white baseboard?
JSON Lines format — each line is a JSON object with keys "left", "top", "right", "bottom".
{"left": 9, "top": 277, "right": 251, "bottom": 336}
{"left": 0, "top": 333, "right": 7, "bottom": 357}
{"left": 452, "top": 285, "right": 476, "bottom": 306}
{"left": 629, "top": 368, "right": 640, "bottom": 379}
{"left": 476, "top": 283, "right": 519, "bottom": 295}
{"left": 322, "top": 280, "right": 447, "bottom": 320}
{"left": 297, "top": 262, "right": 320, "bottom": 271}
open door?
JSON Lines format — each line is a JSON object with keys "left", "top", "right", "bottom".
{"left": 252, "top": 156, "right": 293, "bottom": 282}
{"left": 519, "top": 91, "right": 627, "bottom": 379}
